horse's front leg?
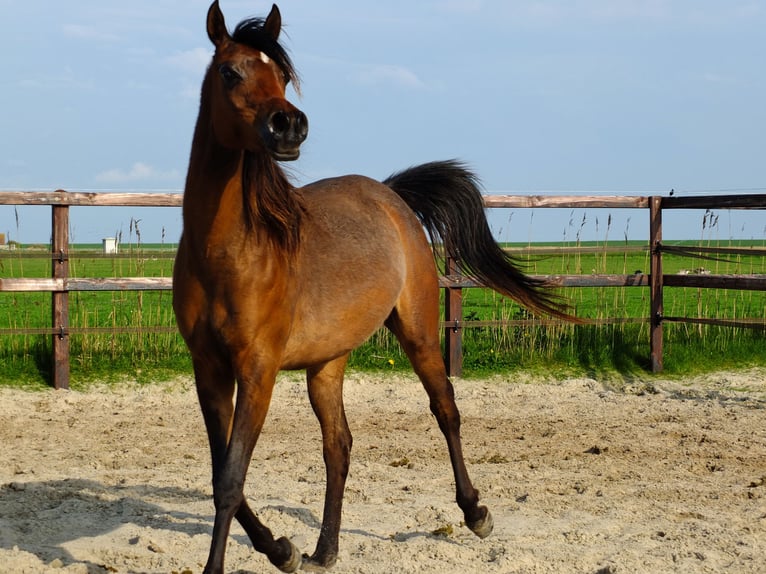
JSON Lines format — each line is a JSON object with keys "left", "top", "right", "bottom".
{"left": 201, "top": 363, "right": 301, "bottom": 574}
{"left": 303, "top": 356, "right": 353, "bottom": 570}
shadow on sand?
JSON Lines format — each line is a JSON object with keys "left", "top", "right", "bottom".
{"left": 0, "top": 478, "right": 210, "bottom": 572}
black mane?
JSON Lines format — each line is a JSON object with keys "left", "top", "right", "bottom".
{"left": 232, "top": 18, "right": 300, "bottom": 89}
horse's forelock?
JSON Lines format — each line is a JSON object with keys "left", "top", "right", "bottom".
{"left": 231, "top": 18, "right": 300, "bottom": 89}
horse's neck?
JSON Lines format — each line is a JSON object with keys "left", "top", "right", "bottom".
{"left": 183, "top": 130, "right": 244, "bottom": 240}
{"left": 182, "top": 106, "right": 301, "bottom": 257}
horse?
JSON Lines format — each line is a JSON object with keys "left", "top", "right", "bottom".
{"left": 173, "top": 2, "right": 572, "bottom": 572}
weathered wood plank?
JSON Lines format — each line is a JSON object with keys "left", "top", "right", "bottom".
{"left": 663, "top": 316, "right": 766, "bottom": 330}
{"left": 544, "top": 274, "right": 650, "bottom": 287}
{"left": 438, "top": 274, "right": 652, "bottom": 289}
{"left": 2, "top": 191, "right": 763, "bottom": 211}
{"left": 649, "top": 197, "right": 663, "bottom": 373}
{"left": 444, "top": 256, "right": 463, "bottom": 377}
{"left": 440, "top": 317, "right": 649, "bottom": 328}
{"left": 66, "top": 277, "right": 174, "bottom": 291}
{"left": 661, "top": 244, "right": 766, "bottom": 258}
{"left": 51, "top": 199, "right": 70, "bottom": 390}
{"left": 0, "top": 190, "right": 183, "bottom": 207}
{"left": 0, "top": 278, "right": 62, "bottom": 291}
{"left": 664, "top": 274, "right": 766, "bottom": 291}
{"left": 482, "top": 195, "right": 650, "bottom": 209}
{"left": 0, "top": 277, "right": 173, "bottom": 292}
{"left": 3, "top": 274, "right": 761, "bottom": 294}
{"left": 506, "top": 245, "right": 649, "bottom": 255}
{"left": 662, "top": 194, "right": 766, "bottom": 210}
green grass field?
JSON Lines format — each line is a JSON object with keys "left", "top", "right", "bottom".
{"left": 0, "top": 239, "right": 764, "bottom": 388}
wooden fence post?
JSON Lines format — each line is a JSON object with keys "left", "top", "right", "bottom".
{"left": 649, "top": 196, "right": 663, "bottom": 372}
{"left": 444, "top": 255, "right": 463, "bottom": 377}
{"left": 51, "top": 190, "right": 70, "bottom": 389}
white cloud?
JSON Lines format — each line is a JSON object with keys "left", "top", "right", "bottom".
{"left": 354, "top": 64, "right": 425, "bottom": 89}
{"left": 165, "top": 47, "right": 212, "bottom": 75}
{"left": 62, "top": 23, "right": 120, "bottom": 42}
{"left": 17, "top": 67, "right": 95, "bottom": 92}
{"left": 483, "top": 0, "right": 672, "bottom": 26}
{"left": 587, "top": 0, "right": 671, "bottom": 22}
{"left": 95, "top": 162, "right": 181, "bottom": 184}
{"left": 165, "top": 48, "right": 213, "bottom": 99}
{"left": 702, "top": 72, "right": 736, "bottom": 85}
{"left": 439, "top": 0, "right": 484, "bottom": 13}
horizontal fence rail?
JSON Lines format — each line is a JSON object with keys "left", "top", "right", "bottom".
{"left": 1, "top": 190, "right": 764, "bottom": 387}
{"left": 0, "top": 190, "right": 183, "bottom": 207}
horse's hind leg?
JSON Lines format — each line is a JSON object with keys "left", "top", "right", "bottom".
{"left": 304, "top": 355, "right": 353, "bottom": 570}
{"left": 386, "top": 310, "right": 494, "bottom": 539}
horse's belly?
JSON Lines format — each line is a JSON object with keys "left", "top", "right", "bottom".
{"left": 280, "top": 279, "right": 401, "bottom": 370}
{"left": 279, "top": 177, "right": 421, "bottom": 369}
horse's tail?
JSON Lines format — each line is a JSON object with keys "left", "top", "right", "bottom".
{"left": 384, "top": 159, "right": 577, "bottom": 321}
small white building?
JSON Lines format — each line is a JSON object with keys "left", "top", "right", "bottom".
{"left": 102, "top": 237, "right": 119, "bottom": 254}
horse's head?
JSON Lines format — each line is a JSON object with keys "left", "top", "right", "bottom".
{"left": 205, "top": 1, "right": 307, "bottom": 161}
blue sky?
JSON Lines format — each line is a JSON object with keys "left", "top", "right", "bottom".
{"left": 1, "top": 0, "right": 764, "bottom": 244}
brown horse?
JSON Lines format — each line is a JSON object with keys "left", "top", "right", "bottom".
{"left": 173, "top": 2, "right": 571, "bottom": 573}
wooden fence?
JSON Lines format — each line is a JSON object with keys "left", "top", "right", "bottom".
{"left": 0, "top": 190, "right": 764, "bottom": 388}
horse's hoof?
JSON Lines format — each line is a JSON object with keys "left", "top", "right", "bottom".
{"left": 467, "top": 506, "right": 494, "bottom": 539}
{"left": 300, "top": 552, "right": 336, "bottom": 572}
{"left": 276, "top": 538, "right": 302, "bottom": 573}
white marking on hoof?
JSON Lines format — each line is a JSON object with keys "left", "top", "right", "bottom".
{"left": 277, "top": 539, "right": 302, "bottom": 573}
{"left": 468, "top": 508, "right": 494, "bottom": 539}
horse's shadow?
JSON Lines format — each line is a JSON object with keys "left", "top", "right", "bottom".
{"left": 1, "top": 478, "right": 454, "bottom": 572}
{"left": 0, "top": 477, "right": 211, "bottom": 571}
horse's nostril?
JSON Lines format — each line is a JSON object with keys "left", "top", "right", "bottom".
{"left": 295, "top": 111, "right": 309, "bottom": 142}
{"left": 268, "top": 110, "right": 308, "bottom": 145}
{"left": 269, "top": 111, "right": 290, "bottom": 137}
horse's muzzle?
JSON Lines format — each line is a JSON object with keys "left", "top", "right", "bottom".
{"left": 264, "top": 109, "right": 309, "bottom": 161}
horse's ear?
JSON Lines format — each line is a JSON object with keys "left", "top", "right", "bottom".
{"left": 207, "top": 1, "right": 231, "bottom": 47}
{"left": 263, "top": 4, "right": 282, "bottom": 41}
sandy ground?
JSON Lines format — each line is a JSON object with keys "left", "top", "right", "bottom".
{"left": 1, "top": 369, "right": 765, "bottom": 574}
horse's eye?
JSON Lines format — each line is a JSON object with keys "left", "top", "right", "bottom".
{"left": 219, "top": 65, "right": 242, "bottom": 89}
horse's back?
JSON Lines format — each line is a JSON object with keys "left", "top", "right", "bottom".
{"left": 297, "top": 174, "right": 432, "bottom": 268}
